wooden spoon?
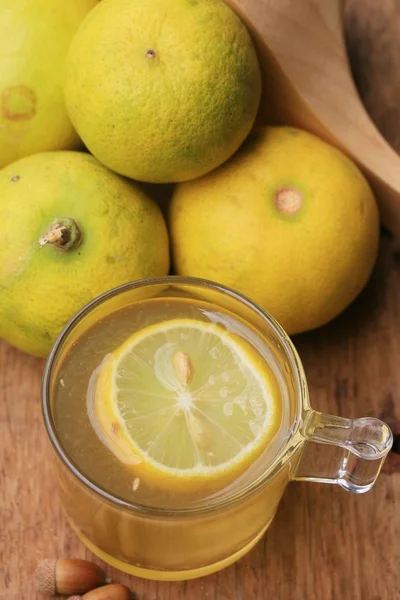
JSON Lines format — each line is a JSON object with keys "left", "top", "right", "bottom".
{"left": 224, "top": 0, "right": 400, "bottom": 233}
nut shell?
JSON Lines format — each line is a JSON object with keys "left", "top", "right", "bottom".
{"left": 34, "top": 559, "right": 56, "bottom": 594}
{"left": 34, "top": 558, "right": 107, "bottom": 595}
{"left": 82, "top": 583, "right": 132, "bottom": 600}
{"left": 56, "top": 559, "right": 107, "bottom": 595}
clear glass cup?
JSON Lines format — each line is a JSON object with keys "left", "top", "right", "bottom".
{"left": 42, "top": 277, "right": 393, "bottom": 581}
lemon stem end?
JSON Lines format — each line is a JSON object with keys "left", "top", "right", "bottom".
{"left": 274, "top": 187, "right": 303, "bottom": 215}
{"left": 39, "top": 217, "right": 82, "bottom": 252}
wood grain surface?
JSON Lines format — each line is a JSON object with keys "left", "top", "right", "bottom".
{"left": 1, "top": 234, "right": 399, "bottom": 600}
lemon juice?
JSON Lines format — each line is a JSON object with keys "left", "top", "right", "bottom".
{"left": 45, "top": 279, "right": 393, "bottom": 579}
{"left": 51, "top": 285, "right": 297, "bottom": 579}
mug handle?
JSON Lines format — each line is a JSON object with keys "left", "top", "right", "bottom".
{"left": 293, "top": 411, "right": 393, "bottom": 493}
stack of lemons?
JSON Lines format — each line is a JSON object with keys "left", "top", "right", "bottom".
{"left": 0, "top": 0, "right": 379, "bottom": 357}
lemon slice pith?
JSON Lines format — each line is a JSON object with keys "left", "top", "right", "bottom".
{"left": 91, "top": 318, "right": 281, "bottom": 490}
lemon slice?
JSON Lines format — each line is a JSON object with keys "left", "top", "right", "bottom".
{"left": 90, "top": 318, "right": 281, "bottom": 489}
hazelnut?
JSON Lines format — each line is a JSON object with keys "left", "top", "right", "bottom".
{"left": 34, "top": 558, "right": 108, "bottom": 595}
{"left": 68, "top": 583, "right": 133, "bottom": 600}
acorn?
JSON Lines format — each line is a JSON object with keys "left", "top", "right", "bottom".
{"left": 68, "top": 583, "right": 133, "bottom": 600}
{"left": 34, "top": 559, "right": 109, "bottom": 596}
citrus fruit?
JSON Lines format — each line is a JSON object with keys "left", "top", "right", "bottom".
{"left": 169, "top": 127, "right": 380, "bottom": 334}
{"left": 0, "top": 0, "right": 98, "bottom": 167}
{"left": 90, "top": 318, "right": 280, "bottom": 489}
{"left": 0, "top": 151, "right": 169, "bottom": 357}
{"left": 64, "top": 0, "right": 261, "bottom": 183}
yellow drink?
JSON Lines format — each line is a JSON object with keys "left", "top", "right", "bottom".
{"left": 43, "top": 278, "right": 392, "bottom": 580}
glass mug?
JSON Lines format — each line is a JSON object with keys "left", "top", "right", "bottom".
{"left": 42, "top": 277, "right": 393, "bottom": 581}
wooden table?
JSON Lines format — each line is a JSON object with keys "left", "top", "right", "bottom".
{"left": 1, "top": 234, "right": 399, "bottom": 600}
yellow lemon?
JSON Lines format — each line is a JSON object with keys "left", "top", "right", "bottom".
{"left": 0, "top": 151, "right": 169, "bottom": 357}
{"left": 64, "top": 0, "right": 261, "bottom": 183}
{"left": 90, "top": 318, "right": 280, "bottom": 490}
{"left": 0, "top": 0, "right": 98, "bottom": 167}
{"left": 170, "top": 127, "right": 380, "bottom": 334}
